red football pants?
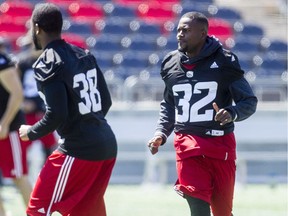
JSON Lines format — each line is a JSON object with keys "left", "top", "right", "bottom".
{"left": 174, "top": 156, "right": 236, "bottom": 216}
{"left": 27, "top": 150, "right": 116, "bottom": 216}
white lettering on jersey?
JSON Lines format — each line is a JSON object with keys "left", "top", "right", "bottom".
{"left": 173, "top": 81, "right": 218, "bottom": 123}
{"left": 73, "top": 68, "right": 102, "bottom": 115}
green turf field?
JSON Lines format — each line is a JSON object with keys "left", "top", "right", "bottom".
{"left": 1, "top": 183, "right": 287, "bottom": 216}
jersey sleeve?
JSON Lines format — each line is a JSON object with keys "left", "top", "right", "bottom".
{"left": 32, "top": 48, "right": 63, "bottom": 83}
{"left": 221, "top": 49, "right": 244, "bottom": 81}
{"left": 154, "top": 52, "right": 178, "bottom": 144}
{"left": 27, "top": 81, "right": 68, "bottom": 140}
{"left": 225, "top": 77, "right": 258, "bottom": 121}
{"left": 221, "top": 50, "right": 258, "bottom": 121}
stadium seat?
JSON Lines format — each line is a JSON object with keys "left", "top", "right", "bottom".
{"left": 147, "top": 52, "right": 165, "bottom": 69}
{"left": 260, "top": 57, "right": 287, "bottom": 72}
{"left": 180, "top": 4, "right": 207, "bottom": 16}
{"left": 117, "top": 52, "right": 149, "bottom": 68}
{"left": 208, "top": 18, "right": 234, "bottom": 43}
{"left": 103, "top": 3, "right": 136, "bottom": 20}
{"left": 67, "top": 2, "right": 104, "bottom": 23}
{"left": 208, "top": 6, "right": 242, "bottom": 24}
{"left": 182, "top": 0, "right": 214, "bottom": 11}
{"left": 62, "top": 20, "right": 93, "bottom": 36}
{"left": 152, "top": 0, "right": 180, "bottom": 5}
{"left": 252, "top": 55, "right": 287, "bottom": 78}
{"left": 95, "top": 55, "right": 114, "bottom": 71}
{"left": 130, "top": 21, "right": 162, "bottom": 40}
{"left": 111, "top": 52, "right": 149, "bottom": 79}
{"left": 100, "top": 20, "right": 131, "bottom": 39}
{"left": 232, "top": 39, "right": 260, "bottom": 57}
{"left": 135, "top": 21, "right": 162, "bottom": 35}
{"left": 0, "top": 1, "right": 33, "bottom": 24}
{"left": 47, "top": 0, "right": 97, "bottom": 7}
{"left": 265, "top": 40, "right": 288, "bottom": 58}
{"left": 234, "top": 22, "right": 265, "bottom": 42}
{"left": 113, "top": 0, "right": 145, "bottom": 8}
{"left": 125, "top": 37, "right": 157, "bottom": 54}
{"left": 93, "top": 36, "right": 122, "bottom": 52}
{"left": 156, "top": 35, "right": 178, "bottom": 52}
{"left": 0, "top": 19, "right": 28, "bottom": 38}
{"left": 136, "top": 3, "right": 178, "bottom": 24}
{"left": 62, "top": 32, "right": 87, "bottom": 49}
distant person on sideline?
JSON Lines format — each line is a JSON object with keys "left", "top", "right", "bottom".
{"left": 0, "top": 38, "right": 32, "bottom": 216}
{"left": 19, "top": 3, "right": 117, "bottom": 216}
{"left": 147, "top": 12, "right": 257, "bottom": 216}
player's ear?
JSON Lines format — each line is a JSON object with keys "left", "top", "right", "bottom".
{"left": 34, "top": 23, "right": 41, "bottom": 35}
{"left": 200, "top": 28, "right": 207, "bottom": 39}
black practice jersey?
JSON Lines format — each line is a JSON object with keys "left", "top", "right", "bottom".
{"left": 0, "top": 52, "right": 25, "bottom": 131}
{"left": 156, "top": 37, "right": 257, "bottom": 142}
{"left": 27, "top": 40, "right": 117, "bottom": 160}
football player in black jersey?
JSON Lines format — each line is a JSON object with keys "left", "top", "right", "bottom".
{"left": 148, "top": 12, "right": 257, "bottom": 216}
{"left": 0, "top": 40, "right": 32, "bottom": 216}
{"left": 19, "top": 3, "right": 117, "bottom": 216}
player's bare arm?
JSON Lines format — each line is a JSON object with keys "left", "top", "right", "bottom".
{"left": 0, "top": 67, "right": 23, "bottom": 139}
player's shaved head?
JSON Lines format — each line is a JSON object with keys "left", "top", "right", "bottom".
{"left": 32, "top": 3, "right": 63, "bottom": 34}
{"left": 181, "top": 11, "right": 209, "bottom": 32}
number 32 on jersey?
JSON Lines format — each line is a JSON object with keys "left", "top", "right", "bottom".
{"left": 73, "top": 68, "right": 102, "bottom": 115}
{"left": 173, "top": 81, "right": 217, "bottom": 123}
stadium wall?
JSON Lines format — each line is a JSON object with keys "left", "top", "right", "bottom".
{"left": 106, "top": 102, "right": 287, "bottom": 185}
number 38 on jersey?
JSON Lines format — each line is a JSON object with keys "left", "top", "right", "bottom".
{"left": 73, "top": 68, "right": 102, "bottom": 115}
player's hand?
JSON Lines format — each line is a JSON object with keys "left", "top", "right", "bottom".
{"left": 19, "top": 125, "right": 31, "bottom": 141}
{"left": 213, "top": 102, "right": 232, "bottom": 125}
{"left": 147, "top": 136, "right": 163, "bottom": 155}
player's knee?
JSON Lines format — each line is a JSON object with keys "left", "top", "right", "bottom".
{"left": 185, "top": 195, "right": 211, "bottom": 216}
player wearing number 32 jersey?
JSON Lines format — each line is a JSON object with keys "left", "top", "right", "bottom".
{"left": 148, "top": 12, "right": 257, "bottom": 216}
{"left": 19, "top": 3, "right": 117, "bottom": 216}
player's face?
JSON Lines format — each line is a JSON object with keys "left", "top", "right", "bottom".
{"left": 177, "top": 17, "right": 206, "bottom": 55}
{"left": 32, "top": 24, "right": 42, "bottom": 50}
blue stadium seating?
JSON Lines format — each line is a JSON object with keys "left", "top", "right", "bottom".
{"left": 235, "top": 23, "right": 265, "bottom": 42}
{"left": 2, "top": 0, "right": 285, "bottom": 97}
{"left": 131, "top": 21, "right": 162, "bottom": 38}
{"left": 104, "top": 3, "right": 136, "bottom": 19}
{"left": 101, "top": 21, "right": 131, "bottom": 38}
{"left": 62, "top": 20, "right": 93, "bottom": 36}
{"left": 212, "top": 7, "right": 242, "bottom": 23}
{"left": 232, "top": 40, "right": 260, "bottom": 56}
{"left": 93, "top": 38, "right": 121, "bottom": 52}
{"left": 127, "top": 38, "right": 157, "bottom": 53}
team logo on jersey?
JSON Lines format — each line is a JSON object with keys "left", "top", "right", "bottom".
{"left": 210, "top": 62, "right": 219, "bottom": 68}
{"left": 186, "top": 71, "right": 194, "bottom": 78}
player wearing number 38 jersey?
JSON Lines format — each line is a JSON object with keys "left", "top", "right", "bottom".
{"left": 19, "top": 3, "right": 117, "bottom": 216}
{"left": 148, "top": 12, "right": 257, "bottom": 216}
